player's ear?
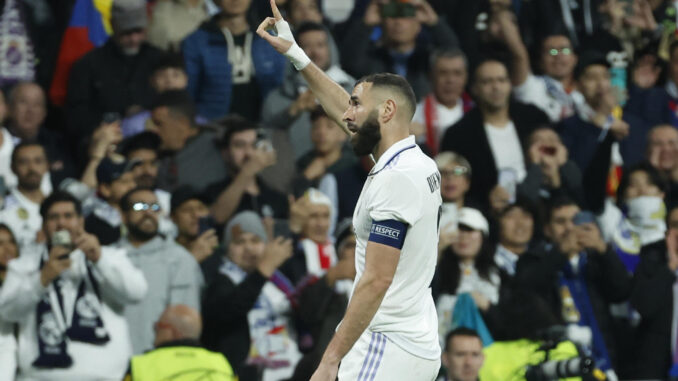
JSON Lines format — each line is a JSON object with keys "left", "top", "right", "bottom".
{"left": 380, "top": 99, "right": 397, "bottom": 124}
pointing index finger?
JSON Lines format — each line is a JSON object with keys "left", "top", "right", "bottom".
{"left": 270, "top": 0, "right": 283, "bottom": 20}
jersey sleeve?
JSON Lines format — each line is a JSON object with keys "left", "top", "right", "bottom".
{"left": 367, "top": 170, "right": 424, "bottom": 226}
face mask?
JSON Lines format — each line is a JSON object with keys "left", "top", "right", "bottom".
{"left": 626, "top": 196, "right": 667, "bottom": 245}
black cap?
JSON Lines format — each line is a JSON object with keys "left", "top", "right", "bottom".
{"left": 96, "top": 156, "right": 140, "bottom": 184}
{"left": 574, "top": 50, "right": 610, "bottom": 79}
{"left": 171, "top": 185, "right": 209, "bottom": 211}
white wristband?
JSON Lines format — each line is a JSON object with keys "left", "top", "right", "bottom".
{"left": 285, "top": 43, "right": 311, "bottom": 71}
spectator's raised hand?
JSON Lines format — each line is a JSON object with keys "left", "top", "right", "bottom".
{"left": 289, "top": 90, "right": 318, "bottom": 117}
{"left": 241, "top": 146, "right": 277, "bottom": 177}
{"left": 89, "top": 121, "right": 123, "bottom": 160}
{"left": 625, "top": 0, "right": 658, "bottom": 31}
{"left": 74, "top": 230, "right": 102, "bottom": 263}
{"left": 610, "top": 119, "right": 630, "bottom": 140}
{"left": 303, "top": 157, "right": 328, "bottom": 181}
{"left": 188, "top": 229, "right": 218, "bottom": 263}
{"left": 363, "top": 0, "right": 385, "bottom": 27}
{"left": 40, "top": 245, "right": 72, "bottom": 286}
{"left": 576, "top": 223, "right": 607, "bottom": 254}
{"left": 413, "top": 0, "right": 439, "bottom": 27}
{"left": 288, "top": 195, "right": 312, "bottom": 234}
{"left": 257, "top": 237, "right": 293, "bottom": 277}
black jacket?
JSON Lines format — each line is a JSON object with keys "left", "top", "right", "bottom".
{"left": 66, "top": 40, "right": 164, "bottom": 144}
{"left": 201, "top": 265, "right": 269, "bottom": 381}
{"left": 439, "top": 102, "right": 549, "bottom": 211}
{"left": 625, "top": 240, "right": 675, "bottom": 379}
{"left": 513, "top": 243, "right": 633, "bottom": 368}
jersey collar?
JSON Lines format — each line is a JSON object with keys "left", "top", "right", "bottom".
{"left": 369, "top": 135, "right": 417, "bottom": 176}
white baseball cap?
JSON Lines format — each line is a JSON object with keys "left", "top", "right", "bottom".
{"left": 458, "top": 207, "right": 489, "bottom": 236}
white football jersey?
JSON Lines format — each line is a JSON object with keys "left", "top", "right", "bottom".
{"left": 351, "top": 135, "right": 442, "bottom": 360}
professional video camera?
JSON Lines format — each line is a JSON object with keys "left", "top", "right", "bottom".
{"left": 525, "top": 325, "right": 596, "bottom": 381}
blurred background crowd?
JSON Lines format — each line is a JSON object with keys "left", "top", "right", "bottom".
{"left": 0, "top": 0, "right": 678, "bottom": 380}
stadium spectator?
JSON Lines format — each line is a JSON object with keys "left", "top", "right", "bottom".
{"left": 182, "top": 0, "right": 286, "bottom": 120}
{"left": 0, "top": 223, "right": 18, "bottom": 379}
{"left": 0, "top": 142, "right": 50, "bottom": 248}
{"left": 340, "top": 0, "right": 459, "bottom": 99}
{"left": 647, "top": 124, "right": 678, "bottom": 208}
{"left": 124, "top": 305, "right": 236, "bottom": 381}
{"left": 206, "top": 116, "right": 288, "bottom": 225}
{"left": 202, "top": 211, "right": 299, "bottom": 381}
{"left": 6, "top": 82, "right": 74, "bottom": 189}
{"left": 66, "top": 0, "right": 164, "bottom": 145}
{"left": 440, "top": 59, "right": 550, "bottom": 213}
{"left": 411, "top": 48, "right": 472, "bottom": 155}
{"left": 438, "top": 328, "right": 484, "bottom": 381}
{"left": 83, "top": 157, "right": 137, "bottom": 245}
{"left": 625, "top": 204, "right": 678, "bottom": 379}
{"left": 492, "top": 7, "right": 581, "bottom": 123}
{"left": 494, "top": 201, "right": 535, "bottom": 278}
{"left": 0, "top": 191, "right": 147, "bottom": 380}
{"left": 294, "top": 107, "right": 357, "bottom": 195}
{"left": 518, "top": 127, "right": 585, "bottom": 208}
{"left": 151, "top": 90, "right": 228, "bottom": 193}
{"left": 516, "top": 197, "right": 632, "bottom": 376}
{"left": 116, "top": 187, "right": 203, "bottom": 354}
{"left": 171, "top": 186, "right": 219, "bottom": 264}
{"left": 434, "top": 208, "right": 499, "bottom": 340}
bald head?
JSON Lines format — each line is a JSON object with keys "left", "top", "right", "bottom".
{"left": 647, "top": 125, "right": 678, "bottom": 171}
{"left": 154, "top": 305, "right": 202, "bottom": 347}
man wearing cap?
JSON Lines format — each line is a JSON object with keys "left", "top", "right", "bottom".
{"left": 82, "top": 157, "right": 138, "bottom": 245}
{"left": 202, "top": 211, "right": 299, "bottom": 381}
{"left": 66, "top": 0, "right": 164, "bottom": 145}
{"left": 170, "top": 186, "right": 218, "bottom": 265}
{"left": 116, "top": 187, "right": 203, "bottom": 355}
{"left": 0, "top": 141, "right": 51, "bottom": 248}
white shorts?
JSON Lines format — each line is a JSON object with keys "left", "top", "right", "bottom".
{"left": 338, "top": 331, "right": 440, "bottom": 381}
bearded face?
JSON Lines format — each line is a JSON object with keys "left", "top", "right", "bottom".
{"left": 350, "top": 110, "right": 382, "bottom": 156}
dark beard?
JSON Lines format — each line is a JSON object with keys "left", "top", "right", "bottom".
{"left": 135, "top": 175, "right": 156, "bottom": 189}
{"left": 127, "top": 220, "right": 158, "bottom": 242}
{"left": 350, "top": 111, "right": 381, "bottom": 156}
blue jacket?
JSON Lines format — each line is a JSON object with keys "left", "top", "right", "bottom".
{"left": 181, "top": 17, "right": 286, "bottom": 120}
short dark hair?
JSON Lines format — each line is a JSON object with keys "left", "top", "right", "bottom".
{"left": 355, "top": 73, "right": 417, "bottom": 120}
{"left": 545, "top": 196, "right": 579, "bottom": 223}
{"left": 151, "top": 53, "right": 186, "bottom": 74}
{"left": 120, "top": 187, "right": 156, "bottom": 212}
{"left": 216, "top": 114, "right": 259, "bottom": 148}
{"left": 295, "top": 22, "right": 327, "bottom": 39}
{"left": 11, "top": 140, "right": 46, "bottom": 169}
{"left": 538, "top": 33, "right": 574, "bottom": 53}
{"left": 119, "top": 131, "right": 161, "bottom": 158}
{"left": 471, "top": 58, "right": 509, "bottom": 86}
{"left": 444, "top": 328, "right": 481, "bottom": 352}
{"left": 617, "top": 161, "right": 667, "bottom": 203}
{"left": 40, "top": 191, "right": 82, "bottom": 220}
{"left": 150, "top": 90, "right": 196, "bottom": 124}
{"left": 430, "top": 48, "right": 468, "bottom": 72}
{"left": 310, "top": 106, "right": 329, "bottom": 123}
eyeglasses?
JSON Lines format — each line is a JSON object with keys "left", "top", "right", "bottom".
{"left": 440, "top": 166, "right": 469, "bottom": 177}
{"left": 548, "top": 47, "right": 572, "bottom": 57}
{"left": 131, "top": 202, "right": 161, "bottom": 212}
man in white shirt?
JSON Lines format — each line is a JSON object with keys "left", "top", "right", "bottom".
{"left": 257, "top": 4, "right": 442, "bottom": 380}
{"left": 491, "top": 5, "right": 581, "bottom": 123}
{"left": 411, "top": 48, "right": 471, "bottom": 154}
{"left": 0, "top": 191, "right": 147, "bottom": 380}
{"left": 0, "top": 142, "right": 51, "bottom": 248}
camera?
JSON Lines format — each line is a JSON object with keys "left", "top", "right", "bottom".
{"left": 526, "top": 357, "right": 594, "bottom": 381}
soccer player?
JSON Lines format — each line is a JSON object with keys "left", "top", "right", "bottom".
{"left": 257, "top": 2, "right": 443, "bottom": 380}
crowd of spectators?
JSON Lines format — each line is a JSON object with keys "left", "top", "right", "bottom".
{"left": 1, "top": 0, "right": 678, "bottom": 380}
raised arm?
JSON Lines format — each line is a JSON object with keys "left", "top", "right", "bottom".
{"left": 256, "top": 0, "right": 351, "bottom": 134}
{"left": 491, "top": 5, "right": 530, "bottom": 86}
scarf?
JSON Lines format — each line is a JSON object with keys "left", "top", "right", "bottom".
{"left": 0, "top": 0, "right": 35, "bottom": 87}
{"left": 558, "top": 254, "right": 612, "bottom": 371}
{"left": 423, "top": 93, "right": 473, "bottom": 156}
{"left": 219, "top": 258, "right": 299, "bottom": 370}
{"left": 33, "top": 249, "right": 109, "bottom": 368}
